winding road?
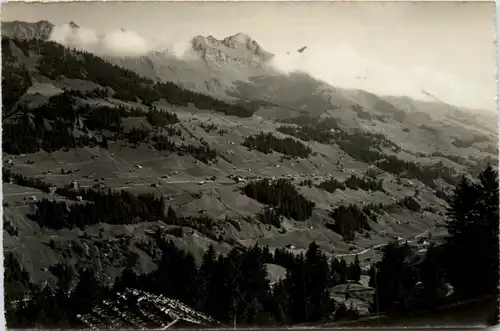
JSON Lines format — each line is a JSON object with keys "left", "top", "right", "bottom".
{"left": 332, "top": 226, "right": 437, "bottom": 259}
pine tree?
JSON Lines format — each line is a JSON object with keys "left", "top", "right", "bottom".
{"left": 262, "top": 245, "right": 274, "bottom": 263}
{"left": 167, "top": 205, "right": 177, "bottom": 223}
{"left": 69, "top": 269, "right": 102, "bottom": 316}
{"left": 349, "top": 255, "right": 362, "bottom": 282}
{"left": 238, "top": 245, "right": 272, "bottom": 325}
{"left": 198, "top": 245, "right": 217, "bottom": 312}
{"left": 4, "top": 253, "right": 32, "bottom": 303}
{"left": 444, "top": 165, "right": 499, "bottom": 299}
{"left": 329, "top": 259, "right": 343, "bottom": 286}
{"left": 154, "top": 241, "right": 199, "bottom": 306}
{"left": 113, "top": 267, "right": 138, "bottom": 292}
{"left": 369, "top": 241, "right": 417, "bottom": 314}
{"left": 304, "top": 242, "right": 334, "bottom": 322}
{"left": 416, "top": 243, "right": 448, "bottom": 309}
{"left": 269, "top": 279, "right": 289, "bottom": 324}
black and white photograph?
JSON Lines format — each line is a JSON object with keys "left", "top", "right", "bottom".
{"left": 1, "top": 1, "right": 499, "bottom": 328}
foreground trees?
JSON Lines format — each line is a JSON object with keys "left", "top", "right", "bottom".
{"left": 443, "top": 165, "right": 499, "bottom": 299}
{"left": 6, "top": 241, "right": 360, "bottom": 327}
{"left": 370, "top": 165, "right": 499, "bottom": 321}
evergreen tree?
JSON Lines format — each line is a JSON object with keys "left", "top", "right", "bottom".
{"left": 262, "top": 246, "right": 274, "bottom": 264}
{"left": 369, "top": 242, "right": 417, "bottom": 314}
{"left": 416, "top": 244, "right": 449, "bottom": 309}
{"left": 113, "top": 267, "right": 138, "bottom": 292}
{"left": 238, "top": 245, "right": 272, "bottom": 325}
{"left": 198, "top": 245, "right": 217, "bottom": 313}
{"left": 304, "top": 242, "right": 334, "bottom": 322}
{"left": 167, "top": 205, "right": 177, "bottom": 223}
{"left": 444, "top": 165, "right": 499, "bottom": 299}
{"left": 285, "top": 243, "right": 334, "bottom": 324}
{"left": 270, "top": 279, "right": 290, "bottom": 324}
{"left": 283, "top": 254, "right": 308, "bottom": 323}
{"left": 69, "top": 269, "right": 103, "bottom": 318}
{"left": 4, "top": 253, "right": 33, "bottom": 303}
{"left": 349, "top": 255, "right": 362, "bottom": 282}
{"left": 154, "top": 241, "right": 199, "bottom": 307}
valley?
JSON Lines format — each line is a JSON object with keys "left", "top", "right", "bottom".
{"left": 2, "top": 17, "right": 498, "bottom": 329}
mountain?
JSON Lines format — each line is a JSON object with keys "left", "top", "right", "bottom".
{"left": 106, "top": 33, "right": 279, "bottom": 97}
{"left": 192, "top": 33, "right": 274, "bottom": 67}
{"left": 1, "top": 20, "right": 54, "bottom": 40}
{"left": 0, "top": 20, "right": 279, "bottom": 96}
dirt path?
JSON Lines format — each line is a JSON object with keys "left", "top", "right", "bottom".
{"left": 333, "top": 227, "right": 436, "bottom": 258}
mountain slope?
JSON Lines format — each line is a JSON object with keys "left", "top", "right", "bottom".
{"left": 0, "top": 33, "right": 463, "bottom": 272}
{"left": 105, "top": 33, "right": 278, "bottom": 97}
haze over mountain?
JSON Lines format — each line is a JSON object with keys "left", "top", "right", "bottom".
{"left": 2, "top": 1, "right": 496, "bottom": 112}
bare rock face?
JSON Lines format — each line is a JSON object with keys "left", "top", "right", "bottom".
{"left": 191, "top": 33, "right": 274, "bottom": 70}
{"left": 1, "top": 20, "right": 55, "bottom": 40}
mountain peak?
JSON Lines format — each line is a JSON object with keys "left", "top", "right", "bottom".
{"left": 190, "top": 33, "right": 274, "bottom": 68}
{"left": 222, "top": 32, "right": 252, "bottom": 45}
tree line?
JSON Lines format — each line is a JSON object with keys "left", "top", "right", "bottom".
{"left": 26, "top": 187, "right": 221, "bottom": 238}
{"left": 318, "top": 175, "right": 385, "bottom": 194}
{"left": 2, "top": 91, "right": 219, "bottom": 163}
{"left": 280, "top": 115, "right": 458, "bottom": 188}
{"left": 325, "top": 195, "right": 429, "bottom": 242}
{"left": 243, "top": 132, "right": 312, "bottom": 158}
{"left": 242, "top": 178, "right": 315, "bottom": 222}
{"left": 3, "top": 111, "right": 109, "bottom": 155}
{"left": 122, "top": 126, "right": 218, "bottom": 163}
{"left": 328, "top": 204, "right": 372, "bottom": 242}
{"left": 30, "top": 189, "right": 166, "bottom": 229}
{"left": 6, "top": 240, "right": 363, "bottom": 328}
{"left": 2, "top": 37, "right": 255, "bottom": 118}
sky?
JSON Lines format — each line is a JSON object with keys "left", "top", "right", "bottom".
{"left": 1, "top": 1, "right": 497, "bottom": 111}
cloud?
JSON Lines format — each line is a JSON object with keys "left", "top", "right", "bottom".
{"left": 269, "top": 43, "right": 491, "bottom": 110}
{"left": 49, "top": 23, "right": 191, "bottom": 58}
{"left": 169, "top": 39, "right": 195, "bottom": 59}
{"left": 99, "top": 30, "right": 153, "bottom": 56}
{"left": 49, "top": 24, "right": 100, "bottom": 51}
